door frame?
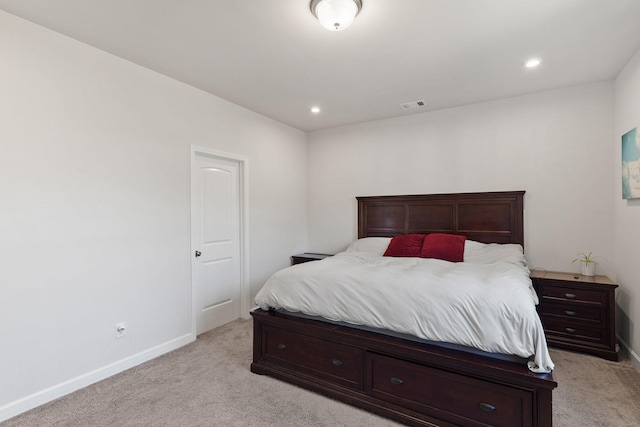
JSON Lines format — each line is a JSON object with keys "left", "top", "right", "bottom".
{"left": 190, "top": 145, "right": 251, "bottom": 337}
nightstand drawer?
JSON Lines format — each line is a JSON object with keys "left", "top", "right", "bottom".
{"left": 539, "top": 285, "right": 605, "bottom": 305}
{"left": 541, "top": 316, "right": 604, "bottom": 343}
{"left": 539, "top": 301, "right": 603, "bottom": 322}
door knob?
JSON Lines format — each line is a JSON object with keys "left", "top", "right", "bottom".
{"left": 195, "top": 251, "right": 201, "bottom": 257}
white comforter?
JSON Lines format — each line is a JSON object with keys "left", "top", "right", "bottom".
{"left": 254, "top": 238, "right": 554, "bottom": 373}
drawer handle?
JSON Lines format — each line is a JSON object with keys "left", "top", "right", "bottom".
{"left": 277, "top": 343, "right": 287, "bottom": 350}
{"left": 565, "top": 293, "right": 577, "bottom": 299}
{"left": 565, "top": 328, "right": 576, "bottom": 334}
{"left": 390, "top": 377, "right": 404, "bottom": 386}
{"left": 479, "top": 402, "right": 496, "bottom": 413}
{"left": 332, "top": 359, "right": 344, "bottom": 367}
{"left": 565, "top": 310, "right": 576, "bottom": 316}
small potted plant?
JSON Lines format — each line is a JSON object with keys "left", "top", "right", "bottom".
{"left": 572, "top": 251, "right": 603, "bottom": 276}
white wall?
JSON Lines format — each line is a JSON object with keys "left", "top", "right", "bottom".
{"left": 0, "top": 10, "right": 307, "bottom": 420}
{"left": 614, "top": 47, "right": 640, "bottom": 369}
{"left": 308, "top": 82, "right": 615, "bottom": 279}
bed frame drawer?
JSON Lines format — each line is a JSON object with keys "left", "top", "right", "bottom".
{"left": 262, "top": 325, "right": 364, "bottom": 389}
{"left": 367, "top": 353, "right": 533, "bottom": 427}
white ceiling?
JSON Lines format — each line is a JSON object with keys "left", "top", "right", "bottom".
{"left": 2, "top": 0, "right": 640, "bottom": 132}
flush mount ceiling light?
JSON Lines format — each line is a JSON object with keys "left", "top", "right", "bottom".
{"left": 310, "top": 0, "right": 362, "bottom": 31}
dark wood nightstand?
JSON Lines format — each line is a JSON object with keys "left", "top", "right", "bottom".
{"left": 291, "top": 253, "right": 332, "bottom": 265}
{"left": 531, "top": 269, "right": 618, "bottom": 361}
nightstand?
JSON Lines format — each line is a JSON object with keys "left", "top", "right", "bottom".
{"left": 291, "top": 253, "right": 332, "bottom": 265}
{"left": 531, "top": 270, "right": 618, "bottom": 361}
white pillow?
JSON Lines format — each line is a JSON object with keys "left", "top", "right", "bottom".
{"left": 345, "top": 237, "right": 392, "bottom": 255}
{"left": 463, "top": 240, "right": 526, "bottom": 265}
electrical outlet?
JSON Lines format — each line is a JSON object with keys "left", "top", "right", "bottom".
{"left": 115, "top": 322, "right": 126, "bottom": 339}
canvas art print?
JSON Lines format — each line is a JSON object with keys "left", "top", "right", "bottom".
{"left": 622, "top": 126, "right": 640, "bottom": 199}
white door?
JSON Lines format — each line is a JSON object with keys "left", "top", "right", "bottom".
{"left": 192, "top": 153, "right": 242, "bottom": 335}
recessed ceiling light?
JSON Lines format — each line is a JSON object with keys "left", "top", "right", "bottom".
{"left": 310, "top": 106, "right": 321, "bottom": 114}
{"left": 524, "top": 58, "right": 541, "bottom": 68}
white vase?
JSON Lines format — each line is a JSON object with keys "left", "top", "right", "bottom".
{"left": 581, "top": 262, "right": 596, "bottom": 276}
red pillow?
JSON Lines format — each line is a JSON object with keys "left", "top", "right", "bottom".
{"left": 383, "top": 234, "right": 425, "bottom": 257}
{"left": 420, "top": 233, "right": 466, "bottom": 262}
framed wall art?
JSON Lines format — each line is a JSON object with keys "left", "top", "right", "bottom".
{"left": 622, "top": 126, "right": 640, "bottom": 199}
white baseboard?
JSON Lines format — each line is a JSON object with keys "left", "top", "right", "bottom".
{"left": 617, "top": 334, "right": 640, "bottom": 372}
{"left": 0, "top": 333, "right": 195, "bottom": 423}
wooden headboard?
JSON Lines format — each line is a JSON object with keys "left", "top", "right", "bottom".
{"left": 357, "top": 191, "right": 524, "bottom": 246}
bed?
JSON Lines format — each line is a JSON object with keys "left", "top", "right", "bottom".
{"left": 251, "top": 191, "right": 557, "bottom": 427}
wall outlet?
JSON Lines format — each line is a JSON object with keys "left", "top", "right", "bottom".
{"left": 115, "top": 322, "right": 126, "bottom": 339}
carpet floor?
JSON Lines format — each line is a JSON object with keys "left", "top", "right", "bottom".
{"left": 3, "top": 319, "right": 640, "bottom": 426}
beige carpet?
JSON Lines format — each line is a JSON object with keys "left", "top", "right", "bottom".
{"left": 3, "top": 319, "right": 640, "bottom": 426}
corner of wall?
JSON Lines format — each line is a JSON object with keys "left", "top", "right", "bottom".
{"left": 617, "top": 335, "right": 640, "bottom": 372}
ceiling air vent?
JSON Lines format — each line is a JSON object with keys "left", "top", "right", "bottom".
{"left": 399, "top": 100, "right": 426, "bottom": 110}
